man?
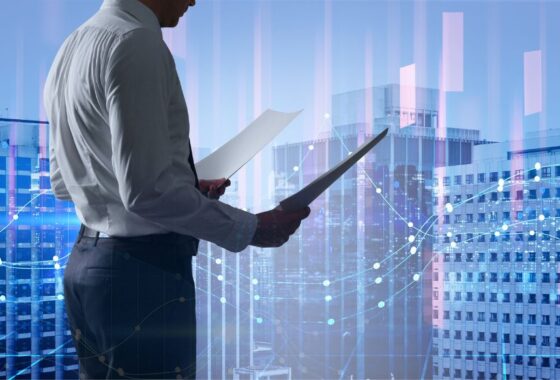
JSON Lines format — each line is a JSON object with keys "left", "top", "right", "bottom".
{"left": 43, "top": 0, "right": 310, "bottom": 378}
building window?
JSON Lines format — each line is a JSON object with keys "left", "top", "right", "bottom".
{"left": 490, "top": 172, "right": 498, "bottom": 182}
{"left": 454, "top": 175, "right": 462, "bottom": 185}
{"left": 502, "top": 170, "right": 511, "bottom": 179}
{"left": 502, "top": 191, "right": 510, "bottom": 201}
{"left": 466, "top": 194, "right": 474, "bottom": 203}
{"left": 516, "top": 190, "right": 523, "bottom": 200}
{"left": 528, "top": 169, "right": 537, "bottom": 179}
{"left": 542, "top": 167, "right": 551, "bottom": 178}
{"left": 478, "top": 194, "right": 486, "bottom": 203}
{"left": 466, "top": 174, "right": 474, "bottom": 184}
{"left": 478, "top": 173, "right": 485, "bottom": 183}
{"left": 443, "top": 176, "right": 450, "bottom": 186}
{"left": 529, "top": 189, "right": 537, "bottom": 199}
{"left": 502, "top": 252, "right": 510, "bottom": 262}
{"left": 502, "top": 273, "right": 510, "bottom": 282}
{"left": 542, "top": 188, "right": 551, "bottom": 198}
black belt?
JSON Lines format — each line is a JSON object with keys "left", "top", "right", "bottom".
{"left": 81, "top": 224, "right": 111, "bottom": 238}
{"left": 78, "top": 224, "right": 200, "bottom": 256}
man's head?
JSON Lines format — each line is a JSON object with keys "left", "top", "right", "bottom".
{"left": 139, "top": 0, "right": 195, "bottom": 28}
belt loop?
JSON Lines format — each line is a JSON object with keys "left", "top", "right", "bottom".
{"left": 93, "top": 231, "right": 100, "bottom": 247}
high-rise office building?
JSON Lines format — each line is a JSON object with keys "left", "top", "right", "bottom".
{"left": 432, "top": 130, "right": 560, "bottom": 380}
{"left": 0, "top": 119, "right": 79, "bottom": 379}
{"left": 271, "top": 85, "right": 484, "bottom": 379}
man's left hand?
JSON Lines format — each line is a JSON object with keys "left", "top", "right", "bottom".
{"left": 199, "top": 178, "right": 231, "bottom": 199}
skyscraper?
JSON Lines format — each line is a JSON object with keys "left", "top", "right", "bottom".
{"left": 271, "top": 85, "right": 484, "bottom": 379}
{"left": 432, "top": 130, "right": 560, "bottom": 380}
{"left": 0, "top": 119, "right": 79, "bottom": 379}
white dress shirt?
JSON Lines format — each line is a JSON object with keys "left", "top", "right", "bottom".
{"left": 43, "top": 0, "right": 257, "bottom": 253}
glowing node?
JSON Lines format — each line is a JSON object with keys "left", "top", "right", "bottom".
{"left": 445, "top": 203, "right": 453, "bottom": 213}
{"left": 378, "top": 301, "right": 385, "bottom": 308}
{"left": 308, "top": 144, "right": 314, "bottom": 150}
{"left": 117, "top": 368, "right": 124, "bottom": 377}
{"left": 323, "top": 280, "right": 331, "bottom": 287}
{"left": 217, "top": 275, "right": 223, "bottom": 281}
{"left": 293, "top": 166, "right": 299, "bottom": 172}
{"left": 57, "top": 294, "right": 64, "bottom": 300}
{"left": 215, "top": 258, "right": 222, "bottom": 265}
{"left": 252, "top": 278, "right": 259, "bottom": 285}
{"left": 497, "top": 186, "right": 503, "bottom": 192}
{"left": 502, "top": 224, "right": 508, "bottom": 231}
{"left": 134, "top": 325, "right": 141, "bottom": 331}
{"left": 256, "top": 317, "right": 263, "bottom": 324}
{"left": 410, "top": 246, "right": 417, "bottom": 255}
{"left": 539, "top": 214, "right": 545, "bottom": 221}
{"left": 375, "top": 277, "right": 382, "bottom": 284}
{"left": 0, "top": 258, "right": 2, "bottom": 265}
{"left": 534, "top": 162, "right": 541, "bottom": 170}
{"left": 325, "top": 295, "right": 332, "bottom": 302}
{"left": 376, "top": 188, "right": 382, "bottom": 194}
{"left": 446, "top": 232, "right": 453, "bottom": 238}
{"left": 348, "top": 151, "right": 353, "bottom": 156}
{"left": 408, "top": 235, "right": 415, "bottom": 243}
{"left": 407, "top": 222, "right": 414, "bottom": 228}
{"left": 498, "top": 178, "right": 505, "bottom": 186}
{"left": 179, "top": 297, "right": 186, "bottom": 303}
{"left": 324, "top": 113, "right": 331, "bottom": 119}
{"left": 327, "top": 318, "right": 335, "bottom": 326}
{"left": 54, "top": 263, "right": 61, "bottom": 270}
{"left": 254, "top": 295, "right": 260, "bottom": 301}
{"left": 53, "top": 255, "right": 59, "bottom": 262}
{"left": 413, "top": 273, "right": 420, "bottom": 281}
{"left": 450, "top": 241, "right": 457, "bottom": 248}
{"left": 0, "top": 295, "right": 6, "bottom": 302}
{"left": 98, "top": 355, "right": 106, "bottom": 363}
{"left": 494, "top": 231, "right": 500, "bottom": 237}
{"left": 534, "top": 175, "right": 541, "bottom": 182}
{"left": 529, "top": 230, "right": 535, "bottom": 236}
{"left": 373, "top": 262, "right": 380, "bottom": 270}
{"left": 220, "top": 297, "right": 226, "bottom": 304}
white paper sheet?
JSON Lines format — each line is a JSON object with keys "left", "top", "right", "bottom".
{"left": 279, "top": 128, "right": 389, "bottom": 211}
{"left": 195, "top": 109, "right": 302, "bottom": 180}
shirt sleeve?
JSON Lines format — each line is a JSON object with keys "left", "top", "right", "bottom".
{"left": 104, "top": 29, "right": 257, "bottom": 253}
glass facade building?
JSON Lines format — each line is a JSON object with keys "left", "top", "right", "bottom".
{"left": 432, "top": 131, "right": 560, "bottom": 379}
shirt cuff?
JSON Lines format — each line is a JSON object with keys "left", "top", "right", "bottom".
{"left": 221, "top": 207, "right": 258, "bottom": 252}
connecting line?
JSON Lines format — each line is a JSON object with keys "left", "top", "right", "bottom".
{"left": 8, "top": 339, "right": 72, "bottom": 380}
{"left": 0, "top": 118, "right": 49, "bottom": 125}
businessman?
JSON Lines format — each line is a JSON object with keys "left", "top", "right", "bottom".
{"left": 43, "top": 0, "right": 310, "bottom": 379}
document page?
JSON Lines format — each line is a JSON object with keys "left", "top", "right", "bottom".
{"left": 195, "top": 109, "right": 302, "bottom": 180}
{"left": 279, "top": 128, "right": 389, "bottom": 211}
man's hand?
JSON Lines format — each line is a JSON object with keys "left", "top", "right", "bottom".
{"left": 250, "top": 206, "right": 311, "bottom": 248}
{"left": 199, "top": 178, "right": 231, "bottom": 199}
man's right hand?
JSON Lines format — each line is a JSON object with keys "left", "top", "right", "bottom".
{"left": 250, "top": 206, "right": 311, "bottom": 248}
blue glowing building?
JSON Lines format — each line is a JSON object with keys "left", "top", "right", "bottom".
{"left": 0, "top": 119, "right": 79, "bottom": 379}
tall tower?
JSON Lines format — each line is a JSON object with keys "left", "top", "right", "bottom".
{"left": 271, "top": 85, "right": 484, "bottom": 379}
{"left": 432, "top": 130, "right": 560, "bottom": 379}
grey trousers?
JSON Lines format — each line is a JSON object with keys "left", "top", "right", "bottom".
{"left": 64, "top": 225, "right": 198, "bottom": 379}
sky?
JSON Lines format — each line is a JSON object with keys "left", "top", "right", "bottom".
{"left": 0, "top": 0, "right": 559, "bottom": 149}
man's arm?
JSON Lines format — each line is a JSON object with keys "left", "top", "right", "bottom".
{"left": 105, "top": 29, "right": 256, "bottom": 252}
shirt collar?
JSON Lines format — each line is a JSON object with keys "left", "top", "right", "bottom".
{"left": 101, "top": 0, "right": 162, "bottom": 37}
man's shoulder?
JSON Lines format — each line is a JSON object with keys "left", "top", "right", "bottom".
{"left": 80, "top": 7, "right": 160, "bottom": 43}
